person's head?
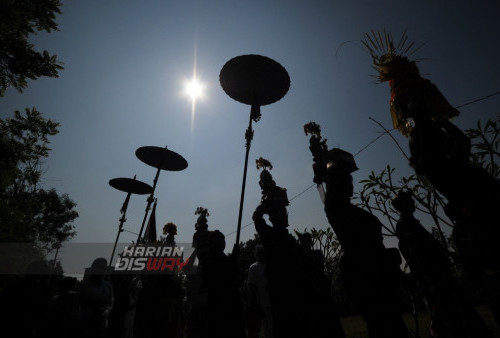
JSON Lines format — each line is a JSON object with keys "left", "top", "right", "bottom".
{"left": 89, "top": 257, "right": 108, "bottom": 282}
{"left": 195, "top": 216, "right": 207, "bottom": 231}
{"left": 209, "top": 230, "right": 226, "bottom": 254}
{"left": 392, "top": 190, "right": 415, "bottom": 215}
{"left": 259, "top": 169, "right": 275, "bottom": 191}
{"left": 326, "top": 169, "right": 354, "bottom": 201}
{"left": 262, "top": 196, "right": 289, "bottom": 229}
{"left": 163, "top": 222, "right": 177, "bottom": 236}
{"left": 296, "top": 232, "right": 312, "bottom": 250}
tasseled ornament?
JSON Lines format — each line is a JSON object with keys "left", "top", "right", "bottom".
{"left": 362, "top": 29, "right": 459, "bottom": 137}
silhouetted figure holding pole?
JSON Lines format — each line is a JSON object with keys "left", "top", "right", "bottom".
{"left": 324, "top": 167, "right": 407, "bottom": 338}
{"left": 362, "top": 30, "right": 500, "bottom": 281}
{"left": 393, "top": 191, "right": 493, "bottom": 338}
{"left": 408, "top": 110, "right": 500, "bottom": 278}
{"left": 305, "top": 123, "right": 408, "bottom": 338}
{"left": 252, "top": 158, "right": 314, "bottom": 338}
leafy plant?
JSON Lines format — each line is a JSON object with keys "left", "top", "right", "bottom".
{"left": 465, "top": 117, "right": 500, "bottom": 178}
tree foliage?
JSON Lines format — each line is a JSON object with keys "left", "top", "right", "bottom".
{"left": 0, "top": 108, "right": 77, "bottom": 252}
{"left": 356, "top": 166, "right": 451, "bottom": 246}
{"left": 465, "top": 117, "right": 500, "bottom": 178}
{"left": 300, "top": 227, "right": 346, "bottom": 303}
{"left": 355, "top": 117, "right": 500, "bottom": 252}
{"left": 0, "top": 0, "right": 64, "bottom": 96}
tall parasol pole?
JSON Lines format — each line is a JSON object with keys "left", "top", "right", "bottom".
{"left": 109, "top": 191, "right": 130, "bottom": 266}
{"left": 108, "top": 176, "right": 153, "bottom": 267}
{"left": 220, "top": 55, "right": 290, "bottom": 245}
{"left": 135, "top": 145, "right": 188, "bottom": 243}
{"left": 235, "top": 106, "right": 259, "bottom": 244}
{"left": 136, "top": 168, "right": 161, "bottom": 243}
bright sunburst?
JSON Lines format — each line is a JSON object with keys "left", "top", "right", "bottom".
{"left": 184, "top": 79, "right": 204, "bottom": 101}
{"left": 185, "top": 44, "right": 205, "bottom": 132}
{"left": 184, "top": 75, "right": 205, "bottom": 132}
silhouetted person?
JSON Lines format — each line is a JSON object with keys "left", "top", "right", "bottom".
{"left": 198, "top": 230, "right": 245, "bottom": 338}
{"left": 108, "top": 274, "right": 141, "bottom": 338}
{"left": 163, "top": 221, "right": 178, "bottom": 245}
{"left": 135, "top": 273, "right": 183, "bottom": 338}
{"left": 247, "top": 244, "right": 273, "bottom": 338}
{"left": 401, "top": 94, "right": 500, "bottom": 326}
{"left": 322, "top": 159, "right": 408, "bottom": 338}
{"left": 252, "top": 158, "right": 315, "bottom": 338}
{"left": 187, "top": 207, "right": 211, "bottom": 338}
{"left": 393, "top": 191, "right": 493, "bottom": 338}
{"left": 399, "top": 93, "right": 500, "bottom": 279}
{"left": 296, "top": 231, "right": 346, "bottom": 338}
{"left": 79, "top": 257, "right": 113, "bottom": 338}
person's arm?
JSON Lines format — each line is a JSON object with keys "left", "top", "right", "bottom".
{"left": 324, "top": 169, "right": 353, "bottom": 235}
{"left": 252, "top": 204, "right": 272, "bottom": 238}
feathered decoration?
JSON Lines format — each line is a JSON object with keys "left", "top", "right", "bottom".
{"left": 304, "top": 121, "right": 322, "bottom": 138}
{"left": 195, "top": 207, "right": 209, "bottom": 217}
{"left": 304, "top": 121, "right": 328, "bottom": 158}
{"left": 256, "top": 157, "right": 289, "bottom": 207}
{"left": 256, "top": 157, "right": 276, "bottom": 192}
{"left": 163, "top": 222, "right": 177, "bottom": 235}
{"left": 362, "top": 29, "right": 459, "bottom": 137}
{"left": 194, "top": 206, "right": 209, "bottom": 232}
{"left": 256, "top": 157, "right": 273, "bottom": 170}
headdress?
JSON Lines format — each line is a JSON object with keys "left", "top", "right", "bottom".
{"left": 194, "top": 207, "right": 209, "bottom": 231}
{"left": 256, "top": 157, "right": 289, "bottom": 208}
{"left": 362, "top": 30, "right": 459, "bottom": 136}
{"left": 304, "top": 122, "right": 358, "bottom": 174}
{"left": 163, "top": 222, "right": 177, "bottom": 235}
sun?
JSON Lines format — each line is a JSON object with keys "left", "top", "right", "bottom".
{"left": 183, "top": 76, "right": 205, "bottom": 132}
{"left": 184, "top": 78, "right": 204, "bottom": 101}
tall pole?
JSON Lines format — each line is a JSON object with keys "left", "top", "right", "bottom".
{"left": 219, "top": 55, "right": 290, "bottom": 246}
{"left": 109, "top": 191, "right": 131, "bottom": 268}
{"left": 235, "top": 106, "right": 257, "bottom": 245}
{"left": 137, "top": 167, "right": 161, "bottom": 243}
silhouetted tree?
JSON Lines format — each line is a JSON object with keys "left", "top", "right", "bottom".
{"left": 357, "top": 117, "right": 500, "bottom": 329}
{"left": 0, "top": 109, "right": 77, "bottom": 272}
{"left": 357, "top": 116, "right": 500, "bottom": 253}
{"left": 301, "top": 227, "right": 345, "bottom": 302}
{"left": 0, "top": 0, "right": 64, "bottom": 96}
{"left": 356, "top": 165, "right": 453, "bottom": 250}
{"left": 465, "top": 117, "right": 500, "bottom": 178}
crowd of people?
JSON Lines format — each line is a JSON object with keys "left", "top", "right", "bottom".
{"left": 1, "top": 105, "right": 500, "bottom": 338}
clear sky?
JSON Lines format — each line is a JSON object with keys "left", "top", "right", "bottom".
{"left": 1, "top": 0, "right": 499, "bottom": 271}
